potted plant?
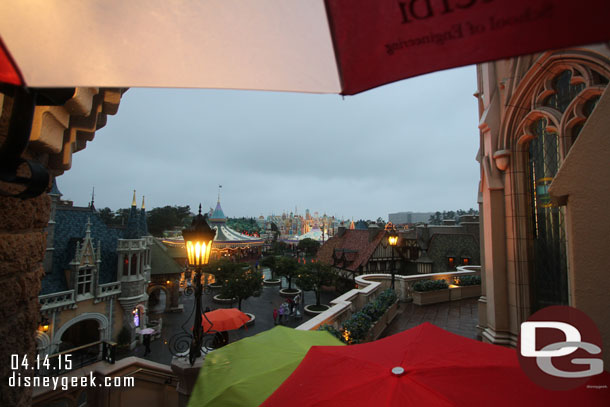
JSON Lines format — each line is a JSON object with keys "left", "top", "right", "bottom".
{"left": 450, "top": 275, "right": 481, "bottom": 301}
{"left": 412, "top": 279, "right": 450, "bottom": 305}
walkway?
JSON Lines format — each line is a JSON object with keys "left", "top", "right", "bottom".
{"left": 382, "top": 297, "right": 480, "bottom": 340}
{"left": 133, "top": 276, "right": 337, "bottom": 365}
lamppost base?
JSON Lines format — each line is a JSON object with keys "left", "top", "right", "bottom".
{"left": 171, "top": 355, "right": 206, "bottom": 407}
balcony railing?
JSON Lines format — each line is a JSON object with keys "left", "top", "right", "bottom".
{"left": 297, "top": 266, "right": 481, "bottom": 332}
{"left": 39, "top": 290, "right": 75, "bottom": 312}
{"left": 36, "top": 341, "right": 107, "bottom": 377}
{"left": 97, "top": 281, "right": 122, "bottom": 298}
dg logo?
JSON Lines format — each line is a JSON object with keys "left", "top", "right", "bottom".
{"left": 518, "top": 305, "right": 605, "bottom": 390}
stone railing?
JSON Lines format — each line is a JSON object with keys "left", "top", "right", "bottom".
{"left": 296, "top": 266, "right": 481, "bottom": 332}
{"left": 32, "top": 357, "right": 178, "bottom": 407}
{"left": 39, "top": 290, "right": 76, "bottom": 312}
{"left": 97, "top": 281, "right": 122, "bottom": 299}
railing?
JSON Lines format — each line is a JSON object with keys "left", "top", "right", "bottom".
{"left": 32, "top": 357, "right": 179, "bottom": 407}
{"left": 97, "top": 281, "right": 121, "bottom": 298}
{"left": 36, "top": 341, "right": 108, "bottom": 377}
{"left": 39, "top": 290, "right": 75, "bottom": 312}
{"left": 297, "top": 266, "right": 481, "bottom": 332}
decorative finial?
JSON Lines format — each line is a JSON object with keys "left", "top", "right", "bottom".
{"left": 132, "top": 190, "right": 137, "bottom": 206}
{"left": 218, "top": 185, "right": 222, "bottom": 202}
{"left": 141, "top": 196, "right": 145, "bottom": 210}
{"left": 198, "top": 203, "right": 202, "bottom": 215}
{"left": 91, "top": 186, "right": 95, "bottom": 207}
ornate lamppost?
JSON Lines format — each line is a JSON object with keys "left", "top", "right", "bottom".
{"left": 386, "top": 224, "right": 399, "bottom": 290}
{"left": 176, "top": 204, "right": 216, "bottom": 365}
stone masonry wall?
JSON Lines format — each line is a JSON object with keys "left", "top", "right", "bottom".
{"left": 0, "top": 191, "right": 51, "bottom": 406}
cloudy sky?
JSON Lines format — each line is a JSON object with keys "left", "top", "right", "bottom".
{"left": 58, "top": 65, "right": 480, "bottom": 221}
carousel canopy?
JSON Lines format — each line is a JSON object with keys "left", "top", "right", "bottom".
{"left": 162, "top": 199, "right": 263, "bottom": 248}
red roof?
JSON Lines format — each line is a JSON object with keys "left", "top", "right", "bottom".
{"left": 316, "top": 229, "right": 385, "bottom": 272}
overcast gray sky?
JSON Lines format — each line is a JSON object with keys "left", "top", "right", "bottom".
{"left": 58, "top": 65, "right": 480, "bottom": 221}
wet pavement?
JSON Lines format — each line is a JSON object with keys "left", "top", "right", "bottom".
{"left": 130, "top": 270, "right": 338, "bottom": 365}
{"left": 382, "top": 297, "right": 480, "bottom": 340}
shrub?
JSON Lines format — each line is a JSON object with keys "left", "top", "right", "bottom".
{"left": 361, "top": 301, "right": 385, "bottom": 322}
{"left": 412, "top": 279, "right": 448, "bottom": 292}
{"left": 342, "top": 312, "right": 372, "bottom": 344}
{"left": 453, "top": 275, "right": 481, "bottom": 286}
{"left": 317, "top": 324, "right": 342, "bottom": 340}
{"left": 376, "top": 288, "right": 398, "bottom": 309}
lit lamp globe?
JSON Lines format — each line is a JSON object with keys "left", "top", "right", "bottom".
{"left": 388, "top": 230, "right": 398, "bottom": 247}
{"left": 182, "top": 205, "right": 216, "bottom": 268}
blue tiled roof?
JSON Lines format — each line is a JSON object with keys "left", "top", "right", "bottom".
{"left": 139, "top": 208, "right": 148, "bottom": 236}
{"left": 124, "top": 205, "right": 141, "bottom": 239}
{"left": 41, "top": 206, "right": 122, "bottom": 295}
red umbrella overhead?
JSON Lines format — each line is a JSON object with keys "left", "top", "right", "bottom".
{"left": 0, "top": 1, "right": 609, "bottom": 94}
{"left": 202, "top": 308, "right": 249, "bottom": 333}
{"left": 262, "top": 323, "right": 609, "bottom": 406}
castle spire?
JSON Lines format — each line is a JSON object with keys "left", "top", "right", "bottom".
{"left": 131, "top": 190, "right": 137, "bottom": 207}
{"left": 141, "top": 195, "right": 145, "bottom": 210}
{"left": 90, "top": 186, "right": 95, "bottom": 210}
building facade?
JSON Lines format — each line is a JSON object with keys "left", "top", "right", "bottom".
{"left": 476, "top": 44, "right": 610, "bottom": 364}
{"left": 37, "top": 187, "right": 153, "bottom": 359}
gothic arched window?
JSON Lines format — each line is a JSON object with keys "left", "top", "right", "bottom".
{"left": 526, "top": 68, "right": 607, "bottom": 310}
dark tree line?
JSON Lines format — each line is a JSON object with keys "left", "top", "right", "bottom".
{"left": 97, "top": 205, "right": 192, "bottom": 236}
{"left": 427, "top": 208, "right": 479, "bottom": 225}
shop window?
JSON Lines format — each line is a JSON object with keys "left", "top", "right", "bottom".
{"left": 447, "top": 257, "right": 456, "bottom": 270}
{"left": 461, "top": 257, "right": 470, "bottom": 266}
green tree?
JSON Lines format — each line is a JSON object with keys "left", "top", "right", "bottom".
{"left": 275, "top": 256, "right": 301, "bottom": 290}
{"left": 220, "top": 266, "right": 263, "bottom": 310}
{"left": 260, "top": 255, "right": 279, "bottom": 279}
{"left": 202, "top": 259, "right": 240, "bottom": 285}
{"left": 98, "top": 207, "right": 115, "bottom": 225}
{"left": 297, "top": 238, "right": 320, "bottom": 257}
{"left": 270, "top": 241, "right": 289, "bottom": 255}
{"left": 296, "top": 263, "right": 336, "bottom": 307}
{"left": 147, "top": 205, "right": 191, "bottom": 236}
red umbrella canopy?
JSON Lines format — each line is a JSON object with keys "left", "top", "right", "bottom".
{"left": 202, "top": 308, "right": 249, "bottom": 332}
{"left": 262, "top": 322, "right": 609, "bottom": 406}
{"left": 0, "top": 1, "right": 609, "bottom": 93}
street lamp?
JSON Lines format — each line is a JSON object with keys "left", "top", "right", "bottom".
{"left": 181, "top": 204, "right": 216, "bottom": 365}
{"left": 386, "top": 225, "right": 399, "bottom": 290}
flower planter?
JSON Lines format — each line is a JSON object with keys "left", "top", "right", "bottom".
{"left": 212, "top": 294, "right": 237, "bottom": 305}
{"left": 279, "top": 288, "right": 302, "bottom": 298}
{"left": 304, "top": 304, "right": 330, "bottom": 316}
{"left": 449, "top": 285, "right": 481, "bottom": 301}
{"left": 386, "top": 301, "right": 399, "bottom": 324}
{"left": 367, "top": 319, "right": 387, "bottom": 342}
{"left": 243, "top": 313, "right": 255, "bottom": 327}
{"left": 263, "top": 278, "right": 281, "bottom": 286}
{"left": 412, "top": 289, "right": 451, "bottom": 305}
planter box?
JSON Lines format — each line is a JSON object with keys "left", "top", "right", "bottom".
{"left": 449, "top": 285, "right": 481, "bottom": 301}
{"left": 367, "top": 319, "right": 387, "bottom": 342}
{"left": 413, "top": 289, "right": 451, "bottom": 305}
{"left": 386, "top": 301, "right": 399, "bottom": 324}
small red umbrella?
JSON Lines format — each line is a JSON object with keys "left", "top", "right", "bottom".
{"left": 262, "top": 322, "right": 609, "bottom": 406}
{"left": 202, "top": 308, "right": 249, "bottom": 332}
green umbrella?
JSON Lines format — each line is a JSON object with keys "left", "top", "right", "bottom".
{"left": 187, "top": 325, "right": 344, "bottom": 407}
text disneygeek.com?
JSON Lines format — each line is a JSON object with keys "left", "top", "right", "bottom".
{"left": 9, "top": 371, "right": 135, "bottom": 391}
